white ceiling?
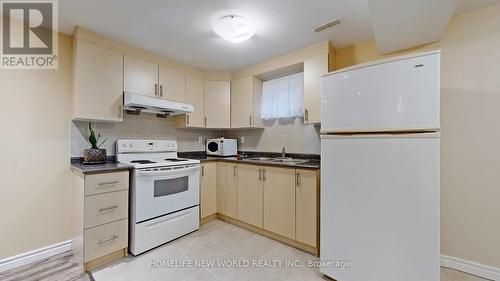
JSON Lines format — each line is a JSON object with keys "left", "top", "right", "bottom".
{"left": 58, "top": 0, "right": 500, "bottom": 72}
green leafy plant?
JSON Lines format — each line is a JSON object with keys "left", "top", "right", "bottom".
{"left": 88, "top": 122, "right": 107, "bottom": 149}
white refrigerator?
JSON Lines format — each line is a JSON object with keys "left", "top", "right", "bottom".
{"left": 320, "top": 51, "right": 441, "bottom": 281}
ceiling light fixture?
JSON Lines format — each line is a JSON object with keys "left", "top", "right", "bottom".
{"left": 213, "top": 15, "right": 255, "bottom": 43}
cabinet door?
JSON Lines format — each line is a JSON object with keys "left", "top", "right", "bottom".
{"left": 237, "top": 164, "right": 262, "bottom": 228}
{"left": 296, "top": 169, "right": 318, "bottom": 247}
{"left": 225, "top": 163, "right": 238, "bottom": 219}
{"left": 200, "top": 163, "right": 217, "bottom": 219}
{"left": 304, "top": 54, "right": 328, "bottom": 124}
{"left": 185, "top": 75, "right": 205, "bottom": 127}
{"left": 231, "top": 76, "right": 254, "bottom": 128}
{"left": 263, "top": 167, "right": 296, "bottom": 239}
{"left": 205, "top": 81, "right": 230, "bottom": 128}
{"left": 217, "top": 162, "right": 227, "bottom": 216}
{"left": 73, "top": 40, "right": 123, "bottom": 122}
{"left": 124, "top": 55, "right": 158, "bottom": 97}
{"left": 159, "top": 65, "right": 186, "bottom": 102}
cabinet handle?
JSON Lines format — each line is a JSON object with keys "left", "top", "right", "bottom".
{"left": 305, "top": 108, "right": 309, "bottom": 122}
{"left": 155, "top": 83, "right": 158, "bottom": 97}
{"left": 201, "top": 165, "right": 204, "bottom": 177}
{"left": 98, "top": 205, "right": 119, "bottom": 212}
{"left": 98, "top": 181, "right": 119, "bottom": 186}
{"left": 205, "top": 117, "right": 207, "bottom": 127}
{"left": 263, "top": 169, "right": 266, "bottom": 181}
{"left": 186, "top": 114, "right": 190, "bottom": 125}
{"left": 98, "top": 235, "right": 118, "bottom": 245}
{"left": 259, "top": 169, "right": 262, "bottom": 181}
{"left": 233, "top": 166, "right": 237, "bottom": 177}
{"left": 160, "top": 84, "right": 163, "bottom": 97}
{"left": 296, "top": 173, "right": 301, "bottom": 187}
{"left": 249, "top": 115, "right": 252, "bottom": 126}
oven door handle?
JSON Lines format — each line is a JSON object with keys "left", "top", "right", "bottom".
{"left": 135, "top": 165, "right": 199, "bottom": 177}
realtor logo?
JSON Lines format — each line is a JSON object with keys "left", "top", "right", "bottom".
{"left": 1, "top": 0, "right": 58, "bottom": 69}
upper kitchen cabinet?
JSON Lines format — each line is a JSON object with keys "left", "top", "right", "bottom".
{"left": 177, "top": 75, "right": 205, "bottom": 128}
{"left": 158, "top": 66, "right": 186, "bottom": 102}
{"left": 231, "top": 76, "right": 263, "bottom": 128}
{"left": 304, "top": 54, "right": 329, "bottom": 124}
{"left": 123, "top": 55, "right": 158, "bottom": 97}
{"left": 204, "top": 81, "right": 231, "bottom": 129}
{"left": 73, "top": 40, "right": 124, "bottom": 122}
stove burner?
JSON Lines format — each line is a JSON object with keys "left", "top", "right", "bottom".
{"left": 131, "top": 160, "right": 157, "bottom": 164}
{"left": 165, "top": 158, "right": 189, "bottom": 162}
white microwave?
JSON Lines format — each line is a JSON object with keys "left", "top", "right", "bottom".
{"left": 206, "top": 138, "right": 237, "bottom": 156}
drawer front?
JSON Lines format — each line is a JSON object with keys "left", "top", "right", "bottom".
{"left": 84, "top": 190, "right": 128, "bottom": 229}
{"left": 85, "top": 171, "right": 129, "bottom": 196}
{"left": 84, "top": 219, "right": 127, "bottom": 262}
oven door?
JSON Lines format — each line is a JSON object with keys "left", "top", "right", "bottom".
{"left": 132, "top": 164, "right": 200, "bottom": 223}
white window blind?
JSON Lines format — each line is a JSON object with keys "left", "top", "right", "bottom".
{"left": 261, "top": 72, "right": 304, "bottom": 119}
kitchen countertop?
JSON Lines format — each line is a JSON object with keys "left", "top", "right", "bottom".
{"left": 178, "top": 151, "right": 320, "bottom": 170}
{"left": 70, "top": 157, "right": 133, "bottom": 175}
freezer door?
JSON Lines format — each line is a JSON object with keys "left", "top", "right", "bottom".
{"left": 320, "top": 134, "right": 440, "bottom": 281}
{"left": 321, "top": 52, "right": 440, "bottom": 133}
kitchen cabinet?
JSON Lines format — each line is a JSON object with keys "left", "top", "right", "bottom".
{"left": 217, "top": 162, "right": 238, "bottom": 219}
{"left": 205, "top": 81, "right": 231, "bottom": 128}
{"left": 230, "top": 76, "right": 263, "bottom": 128}
{"left": 295, "top": 169, "right": 319, "bottom": 247}
{"left": 263, "top": 166, "right": 296, "bottom": 239}
{"left": 200, "top": 162, "right": 217, "bottom": 219}
{"left": 124, "top": 55, "right": 158, "bottom": 97}
{"left": 158, "top": 65, "right": 186, "bottom": 102}
{"left": 72, "top": 170, "right": 129, "bottom": 272}
{"left": 304, "top": 54, "right": 329, "bottom": 124}
{"left": 237, "top": 164, "right": 263, "bottom": 228}
{"left": 176, "top": 75, "right": 205, "bottom": 128}
{"left": 73, "top": 40, "right": 124, "bottom": 122}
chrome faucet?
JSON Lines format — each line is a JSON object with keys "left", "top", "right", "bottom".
{"left": 281, "top": 147, "right": 286, "bottom": 158}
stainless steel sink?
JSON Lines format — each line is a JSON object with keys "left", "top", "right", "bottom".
{"left": 246, "top": 157, "right": 275, "bottom": 162}
{"left": 270, "top": 158, "right": 308, "bottom": 164}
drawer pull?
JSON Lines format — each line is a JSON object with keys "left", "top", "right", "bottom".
{"left": 98, "top": 181, "right": 119, "bottom": 186}
{"left": 98, "top": 205, "right": 119, "bottom": 212}
{"left": 98, "top": 235, "right": 118, "bottom": 245}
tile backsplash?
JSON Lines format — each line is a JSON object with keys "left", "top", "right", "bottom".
{"left": 71, "top": 113, "right": 221, "bottom": 157}
{"left": 222, "top": 117, "right": 321, "bottom": 154}
{"left": 72, "top": 114, "right": 321, "bottom": 157}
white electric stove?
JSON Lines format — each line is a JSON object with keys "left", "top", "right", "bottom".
{"left": 117, "top": 139, "right": 200, "bottom": 255}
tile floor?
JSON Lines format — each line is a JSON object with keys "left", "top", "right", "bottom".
{"left": 92, "top": 220, "right": 490, "bottom": 281}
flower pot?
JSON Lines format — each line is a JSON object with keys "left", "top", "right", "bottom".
{"left": 83, "top": 148, "right": 107, "bottom": 164}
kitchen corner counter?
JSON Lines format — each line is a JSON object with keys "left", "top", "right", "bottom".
{"left": 178, "top": 151, "right": 320, "bottom": 170}
{"left": 70, "top": 157, "right": 133, "bottom": 175}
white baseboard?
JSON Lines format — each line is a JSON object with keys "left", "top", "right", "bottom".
{"left": 0, "top": 240, "right": 72, "bottom": 273}
{"left": 441, "top": 255, "right": 500, "bottom": 280}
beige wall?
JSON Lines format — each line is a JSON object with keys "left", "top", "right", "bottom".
{"left": 334, "top": 4, "right": 500, "bottom": 268}
{"left": 0, "top": 33, "right": 73, "bottom": 259}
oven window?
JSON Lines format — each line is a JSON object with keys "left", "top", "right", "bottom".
{"left": 154, "top": 176, "right": 189, "bottom": 197}
{"left": 207, "top": 142, "right": 219, "bottom": 152}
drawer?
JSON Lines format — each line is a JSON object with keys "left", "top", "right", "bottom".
{"left": 84, "top": 190, "right": 128, "bottom": 229}
{"left": 85, "top": 171, "right": 129, "bottom": 196}
{"left": 84, "top": 219, "right": 127, "bottom": 262}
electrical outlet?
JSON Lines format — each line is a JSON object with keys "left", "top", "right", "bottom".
{"left": 198, "top": 136, "right": 203, "bottom": 144}
{"left": 240, "top": 136, "right": 245, "bottom": 144}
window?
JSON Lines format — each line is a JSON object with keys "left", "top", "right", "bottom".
{"left": 261, "top": 72, "right": 304, "bottom": 119}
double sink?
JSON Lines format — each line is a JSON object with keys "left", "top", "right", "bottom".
{"left": 245, "top": 157, "right": 309, "bottom": 165}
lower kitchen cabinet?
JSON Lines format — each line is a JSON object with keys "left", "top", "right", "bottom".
{"left": 263, "top": 166, "right": 296, "bottom": 239}
{"left": 295, "top": 169, "right": 319, "bottom": 247}
{"left": 217, "top": 162, "right": 238, "bottom": 219}
{"left": 200, "top": 162, "right": 217, "bottom": 220}
{"left": 72, "top": 170, "right": 129, "bottom": 272}
{"left": 237, "top": 164, "right": 263, "bottom": 228}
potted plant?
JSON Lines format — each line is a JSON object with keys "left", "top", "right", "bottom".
{"left": 83, "top": 122, "right": 108, "bottom": 164}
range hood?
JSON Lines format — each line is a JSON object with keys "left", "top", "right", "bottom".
{"left": 123, "top": 93, "right": 194, "bottom": 116}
